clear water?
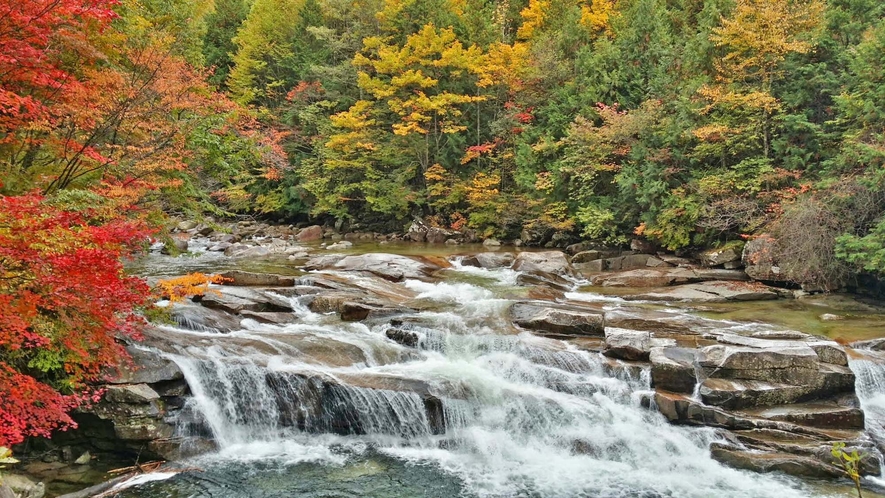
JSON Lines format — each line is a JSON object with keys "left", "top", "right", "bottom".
{"left": 111, "top": 251, "right": 882, "bottom": 498}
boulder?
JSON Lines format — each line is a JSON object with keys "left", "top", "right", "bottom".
{"left": 571, "top": 251, "right": 601, "bottom": 264}
{"left": 700, "top": 243, "right": 744, "bottom": 267}
{"left": 590, "top": 269, "right": 682, "bottom": 287}
{"left": 161, "top": 238, "right": 188, "bottom": 254}
{"left": 482, "top": 238, "right": 501, "bottom": 247}
{"left": 218, "top": 270, "right": 296, "bottom": 287}
{"left": 742, "top": 235, "right": 785, "bottom": 282}
{"left": 510, "top": 303, "right": 604, "bottom": 336}
{"left": 426, "top": 227, "right": 454, "bottom": 244}
{"left": 604, "top": 254, "right": 651, "bottom": 271}
{"left": 603, "top": 328, "right": 651, "bottom": 361}
{"left": 297, "top": 225, "right": 324, "bottom": 242}
{"left": 650, "top": 347, "right": 698, "bottom": 393}
{"left": 176, "top": 220, "right": 198, "bottom": 231}
{"left": 207, "top": 242, "right": 232, "bottom": 252}
{"left": 512, "top": 251, "right": 574, "bottom": 277}
{"left": 475, "top": 252, "right": 514, "bottom": 268}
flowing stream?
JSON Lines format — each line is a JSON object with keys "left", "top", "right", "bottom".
{"left": 113, "top": 256, "right": 883, "bottom": 497}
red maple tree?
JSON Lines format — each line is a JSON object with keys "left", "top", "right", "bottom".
{"left": 0, "top": 193, "right": 152, "bottom": 446}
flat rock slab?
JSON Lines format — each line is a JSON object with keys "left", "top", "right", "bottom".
{"left": 737, "top": 402, "right": 865, "bottom": 430}
{"left": 710, "top": 443, "right": 843, "bottom": 478}
{"left": 104, "top": 345, "right": 183, "bottom": 384}
{"left": 307, "top": 253, "right": 446, "bottom": 281}
{"left": 587, "top": 268, "right": 750, "bottom": 287}
{"left": 218, "top": 270, "right": 296, "bottom": 286}
{"left": 510, "top": 302, "right": 604, "bottom": 336}
{"left": 623, "top": 281, "right": 777, "bottom": 302}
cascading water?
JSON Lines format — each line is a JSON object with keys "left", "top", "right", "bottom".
{"left": 848, "top": 350, "right": 885, "bottom": 484}
{"left": 117, "top": 262, "right": 843, "bottom": 498}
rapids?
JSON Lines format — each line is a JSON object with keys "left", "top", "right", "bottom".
{"left": 109, "top": 258, "right": 876, "bottom": 498}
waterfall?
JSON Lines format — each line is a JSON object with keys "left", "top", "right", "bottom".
{"left": 849, "top": 350, "right": 885, "bottom": 483}
{"left": 147, "top": 266, "right": 824, "bottom": 498}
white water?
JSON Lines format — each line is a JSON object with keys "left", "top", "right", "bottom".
{"left": 848, "top": 351, "right": 885, "bottom": 485}
{"left": 154, "top": 265, "right": 828, "bottom": 497}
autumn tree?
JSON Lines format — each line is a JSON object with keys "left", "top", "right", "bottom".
{"left": 312, "top": 24, "right": 492, "bottom": 220}
{"left": 0, "top": 194, "right": 153, "bottom": 447}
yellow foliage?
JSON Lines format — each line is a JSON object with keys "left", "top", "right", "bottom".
{"left": 424, "top": 164, "right": 448, "bottom": 182}
{"left": 156, "top": 273, "right": 230, "bottom": 303}
{"left": 579, "top": 0, "right": 615, "bottom": 36}
{"left": 711, "top": 0, "right": 825, "bottom": 84}
{"left": 517, "top": 0, "right": 550, "bottom": 40}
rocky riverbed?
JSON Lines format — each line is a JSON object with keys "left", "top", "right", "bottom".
{"left": 6, "top": 224, "right": 885, "bottom": 498}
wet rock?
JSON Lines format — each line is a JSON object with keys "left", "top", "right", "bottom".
{"left": 700, "top": 243, "right": 744, "bottom": 267}
{"left": 239, "top": 311, "right": 296, "bottom": 325}
{"left": 512, "top": 251, "right": 574, "bottom": 277}
{"left": 603, "top": 328, "right": 651, "bottom": 361}
{"left": 386, "top": 328, "right": 420, "bottom": 348}
{"left": 738, "top": 402, "right": 864, "bottom": 430}
{"left": 650, "top": 347, "right": 698, "bottom": 394}
{"left": 170, "top": 304, "right": 243, "bottom": 333}
{"left": 147, "top": 437, "right": 217, "bottom": 461}
{"left": 510, "top": 303, "right": 605, "bottom": 337}
{"left": 710, "top": 443, "right": 843, "bottom": 478}
{"left": 218, "top": 270, "right": 296, "bottom": 287}
{"left": 340, "top": 302, "right": 376, "bottom": 321}
{"left": 297, "top": 225, "right": 324, "bottom": 242}
{"left": 515, "top": 272, "right": 573, "bottom": 291}
{"left": 482, "top": 238, "right": 501, "bottom": 247}
{"left": 699, "top": 378, "right": 813, "bottom": 410}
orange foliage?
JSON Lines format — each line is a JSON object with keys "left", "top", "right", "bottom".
{"left": 155, "top": 273, "right": 230, "bottom": 303}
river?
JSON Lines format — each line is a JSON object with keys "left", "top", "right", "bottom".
{"left": 108, "top": 242, "right": 885, "bottom": 498}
